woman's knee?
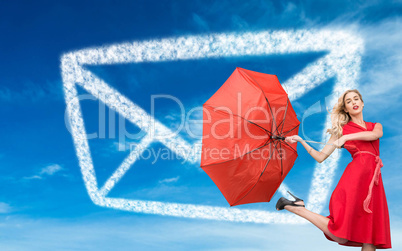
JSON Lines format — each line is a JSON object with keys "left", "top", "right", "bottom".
{"left": 338, "top": 238, "right": 348, "bottom": 244}
{"left": 362, "top": 243, "right": 376, "bottom": 250}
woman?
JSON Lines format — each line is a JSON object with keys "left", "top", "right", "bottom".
{"left": 276, "top": 89, "right": 392, "bottom": 250}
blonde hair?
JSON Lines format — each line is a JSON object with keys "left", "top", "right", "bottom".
{"left": 326, "top": 89, "right": 364, "bottom": 138}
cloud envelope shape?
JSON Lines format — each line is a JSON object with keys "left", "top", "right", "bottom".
{"left": 61, "top": 29, "right": 363, "bottom": 224}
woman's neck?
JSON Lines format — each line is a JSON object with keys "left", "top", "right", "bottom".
{"left": 350, "top": 115, "right": 364, "bottom": 124}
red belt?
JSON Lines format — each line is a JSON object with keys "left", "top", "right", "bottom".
{"left": 352, "top": 151, "right": 383, "bottom": 213}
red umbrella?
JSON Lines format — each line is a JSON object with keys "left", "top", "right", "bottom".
{"left": 200, "top": 67, "right": 300, "bottom": 206}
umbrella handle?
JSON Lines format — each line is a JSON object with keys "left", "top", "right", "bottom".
{"left": 271, "top": 135, "right": 286, "bottom": 140}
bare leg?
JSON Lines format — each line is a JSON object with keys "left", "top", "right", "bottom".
{"left": 282, "top": 201, "right": 348, "bottom": 244}
{"left": 361, "top": 243, "right": 376, "bottom": 251}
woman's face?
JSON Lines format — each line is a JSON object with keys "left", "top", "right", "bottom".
{"left": 344, "top": 92, "right": 364, "bottom": 115}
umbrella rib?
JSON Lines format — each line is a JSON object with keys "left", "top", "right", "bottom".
{"left": 275, "top": 141, "right": 284, "bottom": 177}
{"left": 200, "top": 141, "right": 274, "bottom": 168}
{"left": 273, "top": 97, "right": 289, "bottom": 137}
{"left": 203, "top": 104, "right": 271, "bottom": 135}
{"left": 281, "top": 140, "right": 297, "bottom": 154}
{"left": 237, "top": 68, "right": 280, "bottom": 137}
{"left": 282, "top": 98, "right": 289, "bottom": 133}
{"left": 280, "top": 142, "right": 284, "bottom": 177}
{"left": 282, "top": 124, "right": 299, "bottom": 136}
{"left": 231, "top": 140, "right": 280, "bottom": 206}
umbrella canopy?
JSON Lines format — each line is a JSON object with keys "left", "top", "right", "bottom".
{"left": 200, "top": 67, "right": 300, "bottom": 206}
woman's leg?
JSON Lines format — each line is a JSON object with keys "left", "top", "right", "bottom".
{"left": 284, "top": 202, "right": 348, "bottom": 244}
{"left": 361, "top": 243, "right": 376, "bottom": 251}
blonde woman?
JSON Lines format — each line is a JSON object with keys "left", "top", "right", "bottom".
{"left": 276, "top": 89, "right": 391, "bottom": 250}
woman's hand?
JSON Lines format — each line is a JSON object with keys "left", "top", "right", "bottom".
{"left": 285, "top": 135, "right": 302, "bottom": 144}
{"left": 332, "top": 136, "right": 347, "bottom": 149}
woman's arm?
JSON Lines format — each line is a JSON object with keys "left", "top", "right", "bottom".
{"left": 285, "top": 133, "right": 339, "bottom": 163}
{"left": 305, "top": 133, "right": 338, "bottom": 163}
{"left": 344, "top": 123, "right": 383, "bottom": 141}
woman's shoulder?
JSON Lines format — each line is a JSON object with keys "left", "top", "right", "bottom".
{"left": 368, "top": 121, "right": 380, "bottom": 130}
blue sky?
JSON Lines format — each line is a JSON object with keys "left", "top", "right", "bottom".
{"left": 1, "top": 0, "right": 402, "bottom": 250}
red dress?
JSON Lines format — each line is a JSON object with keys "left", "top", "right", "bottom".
{"left": 324, "top": 121, "right": 392, "bottom": 249}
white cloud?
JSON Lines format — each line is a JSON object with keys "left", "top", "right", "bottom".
{"left": 159, "top": 176, "right": 180, "bottom": 184}
{"left": 39, "top": 164, "right": 63, "bottom": 176}
{"left": 23, "top": 164, "right": 64, "bottom": 180}
{"left": 23, "top": 175, "right": 43, "bottom": 180}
